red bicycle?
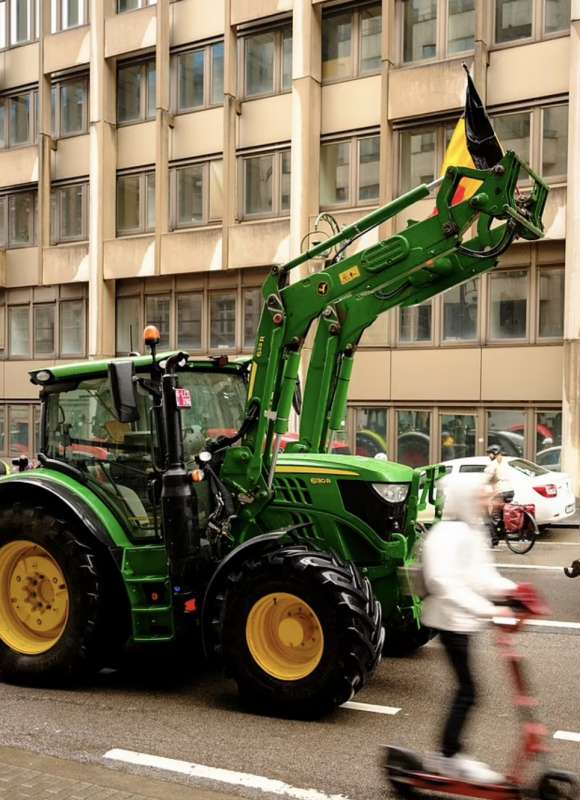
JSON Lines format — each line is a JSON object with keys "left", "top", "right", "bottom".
{"left": 488, "top": 497, "right": 538, "bottom": 555}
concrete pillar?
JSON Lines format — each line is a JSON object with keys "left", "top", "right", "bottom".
{"left": 154, "top": 0, "right": 170, "bottom": 271}
{"left": 88, "top": 0, "right": 116, "bottom": 358}
{"left": 222, "top": 0, "right": 237, "bottom": 269}
{"left": 37, "top": 0, "right": 52, "bottom": 284}
{"left": 561, "top": 3, "right": 580, "bottom": 491}
{"left": 289, "top": 0, "right": 321, "bottom": 264}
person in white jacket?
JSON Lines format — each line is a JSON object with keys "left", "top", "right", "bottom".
{"left": 422, "top": 474, "right": 516, "bottom": 784}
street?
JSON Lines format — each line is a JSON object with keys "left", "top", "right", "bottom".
{"left": 1, "top": 527, "right": 579, "bottom": 800}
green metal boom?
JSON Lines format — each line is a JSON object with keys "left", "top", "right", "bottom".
{"left": 221, "top": 151, "right": 548, "bottom": 495}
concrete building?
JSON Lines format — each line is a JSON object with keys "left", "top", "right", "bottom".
{"left": 0, "top": 0, "right": 576, "bottom": 485}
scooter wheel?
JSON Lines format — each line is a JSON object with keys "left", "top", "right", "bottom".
{"left": 537, "top": 771, "right": 579, "bottom": 800}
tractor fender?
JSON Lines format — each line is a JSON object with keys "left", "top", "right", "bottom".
{"left": 0, "top": 475, "right": 126, "bottom": 568}
{"left": 201, "top": 529, "right": 305, "bottom": 659}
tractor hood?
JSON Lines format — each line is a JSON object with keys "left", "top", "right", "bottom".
{"left": 276, "top": 452, "right": 414, "bottom": 484}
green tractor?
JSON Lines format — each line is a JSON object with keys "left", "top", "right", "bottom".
{"left": 0, "top": 153, "right": 547, "bottom": 716}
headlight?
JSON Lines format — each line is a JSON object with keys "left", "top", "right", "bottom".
{"left": 372, "top": 483, "right": 409, "bottom": 503}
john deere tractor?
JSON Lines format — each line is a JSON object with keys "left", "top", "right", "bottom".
{"left": 0, "top": 152, "right": 547, "bottom": 716}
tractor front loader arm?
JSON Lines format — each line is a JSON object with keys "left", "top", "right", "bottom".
{"left": 222, "top": 151, "right": 548, "bottom": 495}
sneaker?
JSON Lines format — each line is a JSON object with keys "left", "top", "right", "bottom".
{"left": 429, "top": 753, "right": 504, "bottom": 784}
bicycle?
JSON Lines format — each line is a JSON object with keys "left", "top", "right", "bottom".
{"left": 488, "top": 498, "right": 538, "bottom": 555}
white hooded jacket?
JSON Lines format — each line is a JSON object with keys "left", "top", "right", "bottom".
{"left": 421, "top": 478, "right": 516, "bottom": 634}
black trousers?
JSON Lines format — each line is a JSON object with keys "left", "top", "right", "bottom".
{"left": 438, "top": 630, "right": 477, "bottom": 758}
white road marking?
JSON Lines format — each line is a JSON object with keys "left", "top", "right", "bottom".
{"left": 496, "top": 563, "right": 564, "bottom": 571}
{"left": 554, "top": 731, "right": 580, "bottom": 743}
{"left": 104, "top": 749, "right": 350, "bottom": 800}
{"left": 527, "top": 619, "right": 580, "bottom": 630}
{"left": 341, "top": 701, "right": 401, "bottom": 715}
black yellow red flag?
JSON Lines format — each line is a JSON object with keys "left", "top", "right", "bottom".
{"left": 439, "top": 67, "right": 503, "bottom": 205}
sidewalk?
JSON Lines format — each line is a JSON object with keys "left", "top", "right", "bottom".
{"left": 0, "top": 746, "right": 239, "bottom": 800}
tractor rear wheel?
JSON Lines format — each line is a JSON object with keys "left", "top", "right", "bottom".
{"left": 0, "top": 505, "right": 115, "bottom": 685}
{"left": 220, "top": 545, "right": 383, "bottom": 718}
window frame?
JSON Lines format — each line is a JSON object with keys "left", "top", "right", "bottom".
{"left": 320, "top": 133, "right": 380, "bottom": 210}
{"left": 117, "top": 0, "right": 156, "bottom": 12}
{"left": 4, "top": 290, "right": 87, "bottom": 360}
{"left": 396, "top": 300, "right": 435, "bottom": 347}
{"left": 170, "top": 158, "right": 223, "bottom": 230}
{"left": 51, "top": 74, "right": 89, "bottom": 139}
{"left": 492, "top": 0, "right": 571, "bottom": 49}
{"left": 51, "top": 180, "right": 89, "bottom": 244}
{"left": 0, "top": 88, "right": 36, "bottom": 150}
{"left": 51, "top": 0, "right": 89, "bottom": 33}
{"left": 0, "top": 188, "right": 37, "bottom": 249}
{"left": 322, "top": 2, "right": 382, "bottom": 84}
{"left": 239, "top": 148, "right": 291, "bottom": 221}
{"left": 117, "top": 57, "right": 156, "bottom": 127}
{"left": 397, "top": 0, "right": 475, "bottom": 66}
{"left": 0, "top": 0, "right": 39, "bottom": 50}
{"left": 487, "top": 266, "right": 531, "bottom": 343}
{"left": 116, "top": 170, "right": 156, "bottom": 237}
{"left": 239, "top": 24, "right": 292, "bottom": 100}
{"left": 172, "top": 40, "right": 224, "bottom": 114}
{"left": 536, "top": 263, "right": 565, "bottom": 341}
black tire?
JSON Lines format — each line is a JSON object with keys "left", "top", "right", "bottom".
{"left": 506, "top": 510, "right": 538, "bottom": 555}
{"left": 388, "top": 778, "right": 420, "bottom": 800}
{"left": 220, "top": 545, "right": 383, "bottom": 718}
{"left": 383, "top": 607, "right": 436, "bottom": 657}
{"left": 538, "top": 771, "right": 580, "bottom": 800}
{"left": 0, "top": 505, "right": 119, "bottom": 685}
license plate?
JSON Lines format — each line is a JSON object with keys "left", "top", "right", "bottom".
{"left": 566, "top": 503, "right": 575, "bottom": 514}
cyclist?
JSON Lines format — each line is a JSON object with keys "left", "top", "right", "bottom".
{"left": 484, "top": 445, "right": 514, "bottom": 545}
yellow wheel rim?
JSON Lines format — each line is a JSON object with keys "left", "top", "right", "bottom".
{"left": 0, "top": 540, "right": 69, "bottom": 655}
{"left": 246, "top": 592, "right": 324, "bottom": 681}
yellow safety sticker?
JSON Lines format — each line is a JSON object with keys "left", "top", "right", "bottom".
{"left": 339, "top": 266, "right": 361, "bottom": 285}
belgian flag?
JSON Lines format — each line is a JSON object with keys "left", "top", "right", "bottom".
{"left": 440, "top": 66, "right": 503, "bottom": 205}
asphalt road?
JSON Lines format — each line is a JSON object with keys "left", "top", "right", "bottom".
{"left": 1, "top": 526, "right": 579, "bottom": 800}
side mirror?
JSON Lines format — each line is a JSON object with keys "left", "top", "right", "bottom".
{"left": 108, "top": 361, "right": 139, "bottom": 423}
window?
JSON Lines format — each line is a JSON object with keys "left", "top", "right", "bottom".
{"left": 243, "top": 287, "right": 262, "bottom": 350}
{"left": 117, "top": 59, "right": 156, "bottom": 125}
{"left": 322, "top": 4, "right": 381, "bottom": 81}
{"left": 487, "top": 409, "right": 525, "bottom": 457}
{"left": 542, "top": 104, "right": 568, "bottom": 180}
{"left": 177, "top": 293, "right": 202, "bottom": 350}
{"left": 399, "top": 128, "right": 437, "bottom": 192}
{"left": 493, "top": 111, "right": 531, "bottom": 170}
{"left": 442, "top": 279, "right": 478, "bottom": 341}
{"left": 320, "top": 135, "right": 380, "bottom": 208}
{"left": 145, "top": 295, "right": 170, "bottom": 349}
{"left": 51, "top": 0, "right": 88, "bottom": 32}
{"left": 116, "top": 171, "right": 155, "bottom": 236}
{"left": 171, "top": 160, "right": 223, "bottom": 228}
{"left": 401, "top": 0, "right": 474, "bottom": 63}
{"left": 116, "top": 295, "right": 141, "bottom": 354}
{"left": 397, "top": 410, "right": 431, "bottom": 467}
{"left": 51, "top": 76, "right": 88, "bottom": 138}
{"left": 118, "top": 0, "right": 156, "bottom": 11}
{"left": 0, "top": 0, "right": 38, "bottom": 48}
{"left": 489, "top": 269, "right": 528, "bottom": 340}
{"left": 175, "top": 42, "right": 224, "bottom": 111}
{"left": 9, "top": 406, "right": 30, "bottom": 457}
{"left": 399, "top": 301, "right": 432, "bottom": 343}
{"left": 440, "top": 413, "right": 476, "bottom": 460}
{"left": 0, "top": 89, "right": 35, "bottom": 149}
{"left": 210, "top": 291, "right": 236, "bottom": 350}
{"left": 495, "top": 0, "right": 570, "bottom": 44}
{"left": 241, "top": 150, "right": 290, "bottom": 219}
{"left": 242, "top": 26, "right": 292, "bottom": 98}
{"left": 0, "top": 190, "right": 36, "bottom": 248}
{"left": 536, "top": 410, "right": 561, "bottom": 468}
{"left": 538, "top": 266, "right": 564, "bottom": 338}
{"left": 51, "top": 182, "right": 88, "bottom": 243}
{"left": 6, "top": 292, "right": 84, "bottom": 358}
{"left": 355, "top": 408, "right": 388, "bottom": 457}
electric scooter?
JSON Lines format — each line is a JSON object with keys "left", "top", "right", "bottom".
{"left": 384, "top": 583, "right": 579, "bottom": 800}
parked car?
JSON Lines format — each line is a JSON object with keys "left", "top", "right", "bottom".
{"left": 535, "top": 446, "right": 561, "bottom": 471}
{"left": 420, "top": 455, "right": 575, "bottom": 526}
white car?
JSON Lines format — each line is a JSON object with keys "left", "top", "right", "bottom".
{"left": 421, "top": 456, "right": 576, "bottom": 527}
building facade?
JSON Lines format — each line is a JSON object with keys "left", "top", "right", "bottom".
{"left": 0, "top": 0, "right": 577, "bottom": 485}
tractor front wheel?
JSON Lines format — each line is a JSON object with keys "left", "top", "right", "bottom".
{"left": 0, "top": 505, "right": 116, "bottom": 685}
{"left": 220, "top": 545, "right": 383, "bottom": 718}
